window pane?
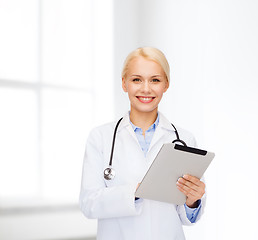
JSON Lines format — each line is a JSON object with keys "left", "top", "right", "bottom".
{"left": 41, "top": 89, "right": 93, "bottom": 203}
{"left": 42, "top": 0, "right": 93, "bottom": 88}
{"left": 0, "top": 0, "right": 38, "bottom": 81}
{"left": 0, "top": 89, "right": 38, "bottom": 198}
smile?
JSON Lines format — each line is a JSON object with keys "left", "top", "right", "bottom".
{"left": 137, "top": 96, "right": 155, "bottom": 103}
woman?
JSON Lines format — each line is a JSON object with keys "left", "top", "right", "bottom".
{"left": 79, "top": 47, "right": 206, "bottom": 240}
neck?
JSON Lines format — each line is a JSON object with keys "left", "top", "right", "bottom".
{"left": 129, "top": 108, "right": 158, "bottom": 132}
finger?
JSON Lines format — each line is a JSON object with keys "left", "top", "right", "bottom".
{"left": 176, "top": 182, "right": 199, "bottom": 197}
{"left": 177, "top": 177, "right": 199, "bottom": 192}
{"left": 177, "top": 181, "right": 204, "bottom": 199}
{"left": 177, "top": 184, "right": 188, "bottom": 195}
{"left": 176, "top": 176, "right": 206, "bottom": 199}
{"left": 183, "top": 175, "right": 205, "bottom": 189}
{"left": 178, "top": 177, "right": 205, "bottom": 194}
{"left": 183, "top": 174, "right": 204, "bottom": 186}
{"left": 177, "top": 187, "right": 202, "bottom": 204}
{"left": 176, "top": 184, "right": 200, "bottom": 201}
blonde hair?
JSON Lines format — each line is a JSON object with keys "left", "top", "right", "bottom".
{"left": 121, "top": 47, "right": 170, "bottom": 83}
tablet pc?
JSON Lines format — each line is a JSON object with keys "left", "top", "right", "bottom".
{"left": 135, "top": 143, "right": 215, "bottom": 205}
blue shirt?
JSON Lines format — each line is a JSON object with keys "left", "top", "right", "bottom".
{"left": 130, "top": 113, "right": 159, "bottom": 157}
{"left": 129, "top": 112, "right": 201, "bottom": 223}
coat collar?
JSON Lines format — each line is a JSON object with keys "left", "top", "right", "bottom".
{"left": 117, "top": 111, "right": 174, "bottom": 132}
{"left": 116, "top": 111, "right": 130, "bottom": 132}
{"left": 158, "top": 112, "right": 175, "bottom": 132}
{"left": 116, "top": 111, "right": 176, "bottom": 155}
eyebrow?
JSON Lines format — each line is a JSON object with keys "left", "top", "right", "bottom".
{"left": 131, "top": 74, "right": 162, "bottom": 77}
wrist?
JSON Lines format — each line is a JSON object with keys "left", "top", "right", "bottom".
{"left": 186, "top": 199, "right": 199, "bottom": 208}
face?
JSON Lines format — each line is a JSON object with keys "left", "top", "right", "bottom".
{"left": 122, "top": 56, "right": 169, "bottom": 115}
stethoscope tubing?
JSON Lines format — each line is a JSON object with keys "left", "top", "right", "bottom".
{"left": 104, "top": 117, "right": 187, "bottom": 180}
{"left": 109, "top": 117, "right": 123, "bottom": 167}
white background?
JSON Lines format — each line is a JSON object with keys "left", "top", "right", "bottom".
{"left": 0, "top": 0, "right": 258, "bottom": 239}
{"left": 115, "top": 0, "right": 258, "bottom": 239}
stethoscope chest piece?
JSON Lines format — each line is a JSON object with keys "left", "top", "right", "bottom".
{"left": 104, "top": 167, "right": 115, "bottom": 180}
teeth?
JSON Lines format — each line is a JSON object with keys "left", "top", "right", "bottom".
{"left": 139, "top": 97, "right": 152, "bottom": 101}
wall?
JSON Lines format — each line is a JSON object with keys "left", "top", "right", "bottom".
{"left": 114, "top": 0, "right": 258, "bottom": 239}
{"left": 0, "top": 0, "right": 112, "bottom": 239}
{"left": 113, "top": 0, "right": 141, "bottom": 118}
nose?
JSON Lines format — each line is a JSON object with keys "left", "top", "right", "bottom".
{"left": 141, "top": 80, "right": 151, "bottom": 93}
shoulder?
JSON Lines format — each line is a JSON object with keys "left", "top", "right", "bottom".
{"left": 89, "top": 112, "right": 129, "bottom": 138}
{"left": 174, "top": 125, "right": 197, "bottom": 147}
{"left": 88, "top": 121, "right": 117, "bottom": 140}
{"left": 158, "top": 112, "right": 197, "bottom": 147}
{"left": 84, "top": 121, "right": 117, "bottom": 152}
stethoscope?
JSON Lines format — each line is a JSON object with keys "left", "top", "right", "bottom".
{"left": 104, "top": 117, "right": 187, "bottom": 180}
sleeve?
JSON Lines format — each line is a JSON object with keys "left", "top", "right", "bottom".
{"left": 176, "top": 190, "right": 206, "bottom": 225}
{"left": 79, "top": 128, "right": 143, "bottom": 219}
{"left": 184, "top": 200, "right": 202, "bottom": 223}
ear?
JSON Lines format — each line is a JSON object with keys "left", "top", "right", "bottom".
{"left": 122, "top": 77, "right": 128, "bottom": 92}
{"left": 163, "top": 81, "right": 169, "bottom": 93}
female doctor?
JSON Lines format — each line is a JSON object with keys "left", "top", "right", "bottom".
{"left": 79, "top": 47, "right": 206, "bottom": 240}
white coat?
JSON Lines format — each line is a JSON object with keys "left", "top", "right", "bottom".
{"left": 79, "top": 112, "right": 206, "bottom": 240}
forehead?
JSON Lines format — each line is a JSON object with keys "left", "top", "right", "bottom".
{"left": 127, "top": 56, "right": 164, "bottom": 76}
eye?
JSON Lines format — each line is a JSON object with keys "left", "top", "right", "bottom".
{"left": 152, "top": 78, "right": 161, "bottom": 82}
{"left": 132, "top": 78, "right": 141, "bottom": 82}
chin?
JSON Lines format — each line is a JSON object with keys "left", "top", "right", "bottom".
{"left": 133, "top": 106, "right": 158, "bottom": 114}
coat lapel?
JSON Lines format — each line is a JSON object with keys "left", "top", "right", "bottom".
{"left": 116, "top": 111, "right": 175, "bottom": 155}
{"left": 117, "top": 112, "right": 141, "bottom": 146}
{"left": 148, "top": 112, "right": 175, "bottom": 152}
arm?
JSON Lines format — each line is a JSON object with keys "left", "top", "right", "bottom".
{"left": 176, "top": 175, "right": 206, "bottom": 225}
{"left": 79, "top": 128, "right": 142, "bottom": 219}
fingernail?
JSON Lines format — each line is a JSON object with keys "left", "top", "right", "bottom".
{"left": 183, "top": 175, "right": 189, "bottom": 179}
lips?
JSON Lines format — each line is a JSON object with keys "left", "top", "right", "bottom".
{"left": 137, "top": 96, "right": 155, "bottom": 103}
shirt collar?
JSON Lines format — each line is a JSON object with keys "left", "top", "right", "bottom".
{"left": 117, "top": 111, "right": 174, "bottom": 133}
{"left": 129, "top": 111, "right": 160, "bottom": 132}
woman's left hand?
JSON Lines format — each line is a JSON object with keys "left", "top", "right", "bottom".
{"left": 176, "top": 174, "right": 205, "bottom": 208}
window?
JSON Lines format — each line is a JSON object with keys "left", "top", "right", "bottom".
{"left": 0, "top": 0, "right": 114, "bottom": 207}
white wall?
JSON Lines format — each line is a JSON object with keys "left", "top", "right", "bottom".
{"left": 114, "top": 0, "right": 258, "bottom": 239}
{"left": 0, "top": 0, "right": 111, "bottom": 239}
{"left": 113, "top": 0, "right": 141, "bottom": 118}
